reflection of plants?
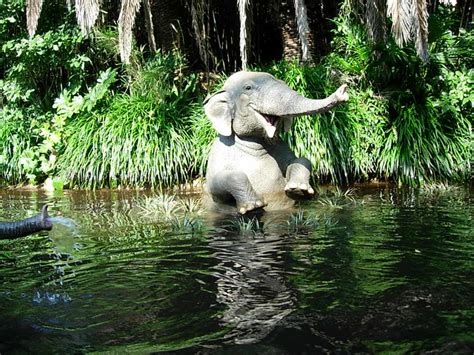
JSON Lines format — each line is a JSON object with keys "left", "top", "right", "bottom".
{"left": 137, "top": 193, "right": 205, "bottom": 236}
{"left": 139, "top": 193, "right": 180, "bottom": 219}
{"left": 322, "top": 215, "right": 339, "bottom": 230}
{"left": 139, "top": 193, "right": 203, "bottom": 218}
{"left": 178, "top": 197, "right": 203, "bottom": 215}
{"left": 421, "top": 182, "right": 460, "bottom": 193}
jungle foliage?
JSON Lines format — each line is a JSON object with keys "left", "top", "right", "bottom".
{"left": 0, "top": 0, "right": 472, "bottom": 188}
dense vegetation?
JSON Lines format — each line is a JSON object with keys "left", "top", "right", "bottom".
{"left": 1, "top": 0, "right": 472, "bottom": 188}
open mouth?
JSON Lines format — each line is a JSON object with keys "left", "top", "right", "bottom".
{"left": 253, "top": 110, "right": 280, "bottom": 138}
{"left": 263, "top": 114, "right": 279, "bottom": 127}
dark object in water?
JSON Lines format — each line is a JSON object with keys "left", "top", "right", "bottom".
{"left": 0, "top": 205, "right": 53, "bottom": 239}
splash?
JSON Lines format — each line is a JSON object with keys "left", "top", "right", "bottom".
{"left": 48, "top": 216, "right": 77, "bottom": 230}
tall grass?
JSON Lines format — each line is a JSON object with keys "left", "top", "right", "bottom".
{"left": 58, "top": 51, "right": 215, "bottom": 188}
{"left": 0, "top": 108, "right": 34, "bottom": 184}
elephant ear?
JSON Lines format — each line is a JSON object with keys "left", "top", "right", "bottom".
{"left": 283, "top": 117, "right": 294, "bottom": 132}
{"left": 204, "top": 90, "right": 234, "bottom": 136}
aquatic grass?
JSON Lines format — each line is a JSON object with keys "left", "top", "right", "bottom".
{"left": 138, "top": 193, "right": 204, "bottom": 218}
{"left": 177, "top": 197, "right": 204, "bottom": 216}
{"left": 227, "top": 216, "right": 264, "bottom": 237}
{"left": 169, "top": 215, "right": 205, "bottom": 236}
{"left": 287, "top": 210, "right": 319, "bottom": 233}
{"left": 420, "top": 182, "right": 461, "bottom": 193}
{"left": 316, "top": 186, "right": 358, "bottom": 208}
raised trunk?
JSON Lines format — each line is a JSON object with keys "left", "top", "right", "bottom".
{"left": 0, "top": 205, "right": 53, "bottom": 239}
{"left": 259, "top": 82, "right": 340, "bottom": 117}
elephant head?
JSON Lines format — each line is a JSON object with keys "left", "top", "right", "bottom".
{"left": 204, "top": 71, "right": 348, "bottom": 139}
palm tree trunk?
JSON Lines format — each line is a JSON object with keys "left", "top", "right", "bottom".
{"left": 280, "top": 0, "right": 300, "bottom": 61}
{"left": 118, "top": 0, "right": 142, "bottom": 64}
{"left": 190, "top": 0, "right": 208, "bottom": 68}
{"left": 26, "top": 0, "right": 44, "bottom": 37}
{"left": 75, "top": 0, "right": 101, "bottom": 35}
{"left": 366, "top": 0, "right": 387, "bottom": 44}
{"left": 143, "top": 0, "right": 157, "bottom": 52}
{"left": 293, "top": 0, "right": 312, "bottom": 62}
{"left": 238, "top": 0, "right": 250, "bottom": 70}
{"left": 153, "top": 0, "right": 183, "bottom": 51}
{"left": 412, "top": 0, "right": 429, "bottom": 62}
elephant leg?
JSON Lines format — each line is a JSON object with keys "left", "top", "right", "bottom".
{"left": 0, "top": 205, "right": 53, "bottom": 239}
{"left": 285, "top": 158, "right": 314, "bottom": 200}
{"left": 208, "top": 171, "right": 267, "bottom": 214}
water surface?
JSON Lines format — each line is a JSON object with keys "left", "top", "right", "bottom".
{"left": 0, "top": 186, "right": 472, "bottom": 353}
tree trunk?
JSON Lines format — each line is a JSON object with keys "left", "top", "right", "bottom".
{"left": 294, "top": 0, "right": 313, "bottom": 62}
{"left": 143, "top": 0, "right": 157, "bottom": 52}
{"left": 280, "top": 0, "right": 300, "bottom": 61}
{"left": 153, "top": 0, "right": 183, "bottom": 51}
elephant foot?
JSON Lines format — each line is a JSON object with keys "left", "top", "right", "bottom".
{"left": 285, "top": 182, "right": 314, "bottom": 200}
{"left": 237, "top": 199, "right": 268, "bottom": 214}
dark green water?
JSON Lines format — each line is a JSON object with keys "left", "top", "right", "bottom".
{"left": 0, "top": 187, "right": 473, "bottom": 354}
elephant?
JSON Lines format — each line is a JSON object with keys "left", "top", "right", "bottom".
{"left": 204, "top": 71, "right": 348, "bottom": 214}
{"left": 0, "top": 205, "right": 53, "bottom": 239}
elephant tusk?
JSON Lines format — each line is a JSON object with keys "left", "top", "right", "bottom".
{"left": 254, "top": 110, "right": 278, "bottom": 138}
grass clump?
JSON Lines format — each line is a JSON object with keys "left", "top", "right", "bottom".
{"left": 137, "top": 192, "right": 205, "bottom": 236}
{"left": 58, "top": 51, "right": 213, "bottom": 188}
{"left": 287, "top": 210, "right": 319, "bottom": 234}
{"left": 227, "top": 216, "right": 264, "bottom": 237}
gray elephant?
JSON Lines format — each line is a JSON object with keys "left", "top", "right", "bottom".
{"left": 204, "top": 71, "right": 348, "bottom": 213}
{"left": 0, "top": 205, "right": 53, "bottom": 239}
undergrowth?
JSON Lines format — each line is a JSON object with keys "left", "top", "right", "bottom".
{"left": 1, "top": 3, "right": 471, "bottom": 188}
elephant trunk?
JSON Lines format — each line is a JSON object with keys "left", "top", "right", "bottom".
{"left": 0, "top": 205, "right": 53, "bottom": 239}
{"left": 258, "top": 82, "right": 339, "bottom": 117}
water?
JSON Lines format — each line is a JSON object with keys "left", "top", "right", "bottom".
{"left": 0, "top": 186, "right": 472, "bottom": 353}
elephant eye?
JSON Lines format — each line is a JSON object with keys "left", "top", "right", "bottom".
{"left": 244, "top": 84, "right": 252, "bottom": 91}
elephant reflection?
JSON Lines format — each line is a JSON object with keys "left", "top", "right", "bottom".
{"left": 207, "top": 213, "right": 296, "bottom": 344}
